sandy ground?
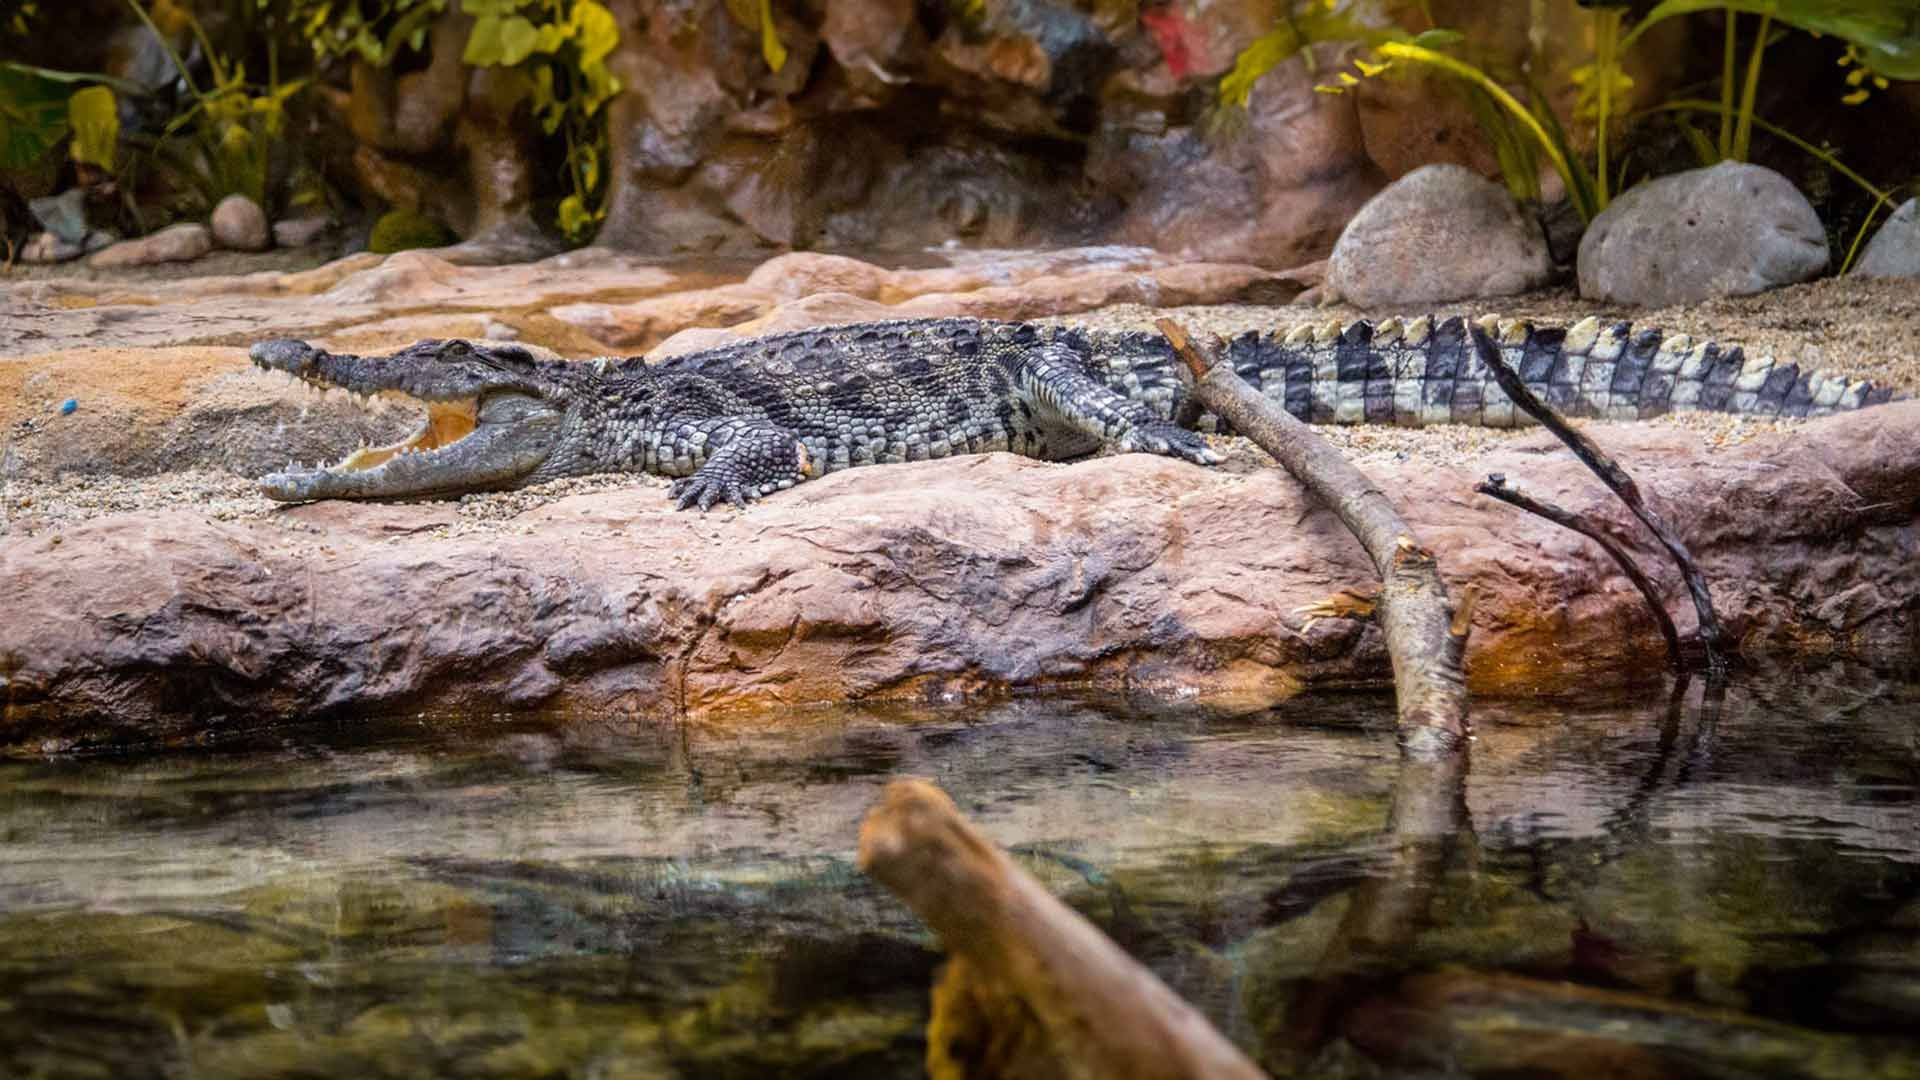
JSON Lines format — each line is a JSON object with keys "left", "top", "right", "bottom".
{"left": 3, "top": 269, "right": 1913, "bottom": 539}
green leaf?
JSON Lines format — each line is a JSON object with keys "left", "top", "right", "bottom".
{"left": 67, "top": 85, "right": 118, "bottom": 170}
{"left": 569, "top": 0, "right": 620, "bottom": 66}
{"left": 1624, "top": 0, "right": 1920, "bottom": 80}
{"left": 464, "top": 13, "right": 541, "bottom": 65}
{"left": 1411, "top": 28, "right": 1465, "bottom": 48}
{"left": 0, "top": 65, "right": 69, "bottom": 171}
{"left": 461, "top": 0, "right": 521, "bottom": 16}
{"left": 0, "top": 61, "right": 147, "bottom": 95}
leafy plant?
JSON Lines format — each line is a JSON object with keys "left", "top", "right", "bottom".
{"left": 0, "top": 63, "right": 140, "bottom": 174}
{"left": 297, "top": 0, "right": 449, "bottom": 65}
{"left": 0, "top": 66, "right": 71, "bottom": 173}
{"left": 1216, "top": 0, "right": 1410, "bottom": 108}
{"left": 460, "top": 0, "right": 621, "bottom": 244}
{"left": 1275, "top": 1, "right": 1917, "bottom": 228}
{"left": 124, "top": 0, "right": 307, "bottom": 210}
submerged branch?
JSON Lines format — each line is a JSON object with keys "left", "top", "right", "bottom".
{"left": 1157, "top": 318, "right": 1470, "bottom": 758}
{"left": 859, "top": 779, "right": 1266, "bottom": 1080}
{"left": 1467, "top": 328, "right": 1728, "bottom": 673}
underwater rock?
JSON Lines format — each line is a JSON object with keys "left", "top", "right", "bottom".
{"left": 1578, "top": 161, "right": 1829, "bottom": 307}
{"left": 1325, "top": 164, "right": 1553, "bottom": 309}
{"left": 1850, "top": 198, "right": 1920, "bottom": 279}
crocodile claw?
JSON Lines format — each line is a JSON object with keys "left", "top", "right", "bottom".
{"left": 671, "top": 474, "right": 752, "bottom": 512}
{"left": 1121, "top": 422, "right": 1222, "bottom": 467}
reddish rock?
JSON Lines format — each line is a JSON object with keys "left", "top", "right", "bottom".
{"left": 727, "top": 292, "right": 898, "bottom": 336}
{"left": 549, "top": 284, "right": 777, "bottom": 350}
{"left": 4, "top": 403, "right": 1916, "bottom": 752}
{"left": 1100, "top": 45, "right": 1387, "bottom": 267}
{"left": 744, "top": 252, "right": 891, "bottom": 300}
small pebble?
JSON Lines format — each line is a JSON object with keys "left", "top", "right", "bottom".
{"left": 59, "top": 399, "right": 77, "bottom": 415}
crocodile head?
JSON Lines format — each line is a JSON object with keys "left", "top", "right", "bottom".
{"left": 251, "top": 337, "right": 590, "bottom": 501}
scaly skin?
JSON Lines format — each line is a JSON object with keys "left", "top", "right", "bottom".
{"left": 250, "top": 315, "right": 1898, "bottom": 509}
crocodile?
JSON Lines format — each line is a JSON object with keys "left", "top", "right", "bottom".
{"left": 249, "top": 315, "right": 1899, "bottom": 509}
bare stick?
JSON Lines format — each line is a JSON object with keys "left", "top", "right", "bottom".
{"left": 859, "top": 779, "right": 1267, "bottom": 1080}
{"left": 1467, "top": 328, "right": 1728, "bottom": 672}
{"left": 1475, "top": 473, "right": 1686, "bottom": 671}
{"left": 1158, "top": 319, "right": 1470, "bottom": 758}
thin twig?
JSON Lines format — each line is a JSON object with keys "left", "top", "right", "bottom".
{"left": 1161, "top": 318, "right": 1470, "bottom": 757}
{"left": 1476, "top": 474, "right": 1684, "bottom": 671}
{"left": 1467, "top": 328, "right": 1728, "bottom": 673}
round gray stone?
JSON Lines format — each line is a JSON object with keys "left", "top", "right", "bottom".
{"left": 1578, "top": 161, "right": 1828, "bottom": 306}
{"left": 1850, "top": 198, "right": 1920, "bottom": 278}
{"left": 211, "top": 194, "right": 270, "bottom": 252}
{"left": 1325, "top": 164, "right": 1552, "bottom": 310}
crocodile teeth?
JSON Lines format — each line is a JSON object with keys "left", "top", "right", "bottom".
{"left": 1373, "top": 317, "right": 1404, "bottom": 344}
{"left": 1403, "top": 316, "right": 1432, "bottom": 347}
{"left": 1313, "top": 320, "right": 1343, "bottom": 345}
{"left": 1283, "top": 323, "right": 1315, "bottom": 346}
{"left": 1497, "top": 318, "right": 1528, "bottom": 345}
{"left": 1473, "top": 314, "right": 1502, "bottom": 338}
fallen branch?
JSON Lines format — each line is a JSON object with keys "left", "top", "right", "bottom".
{"left": 1157, "top": 318, "right": 1470, "bottom": 758}
{"left": 1475, "top": 473, "right": 1686, "bottom": 671}
{"left": 859, "top": 778, "right": 1266, "bottom": 1080}
{"left": 1468, "top": 328, "right": 1728, "bottom": 673}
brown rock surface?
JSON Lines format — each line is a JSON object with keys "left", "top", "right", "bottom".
{"left": 4, "top": 403, "right": 1916, "bottom": 753}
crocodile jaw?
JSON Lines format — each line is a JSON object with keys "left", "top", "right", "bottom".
{"left": 259, "top": 397, "right": 564, "bottom": 501}
{"left": 251, "top": 338, "right": 567, "bottom": 501}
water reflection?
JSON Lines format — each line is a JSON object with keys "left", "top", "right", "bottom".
{"left": 1, "top": 668, "right": 1916, "bottom": 1077}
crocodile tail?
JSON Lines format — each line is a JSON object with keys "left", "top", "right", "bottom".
{"left": 1183, "top": 315, "right": 1897, "bottom": 429}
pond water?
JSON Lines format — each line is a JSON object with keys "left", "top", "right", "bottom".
{"left": 2, "top": 668, "right": 1917, "bottom": 1078}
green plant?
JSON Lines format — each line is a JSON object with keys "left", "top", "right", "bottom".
{"left": 297, "top": 0, "right": 449, "bottom": 65}
{"left": 0, "top": 66, "right": 71, "bottom": 173}
{"left": 1277, "top": 1, "right": 1917, "bottom": 227}
{"left": 123, "top": 0, "right": 307, "bottom": 210}
{"left": 460, "top": 0, "right": 621, "bottom": 244}
{"left": 1217, "top": 0, "right": 1411, "bottom": 108}
{"left": 0, "top": 63, "right": 141, "bottom": 175}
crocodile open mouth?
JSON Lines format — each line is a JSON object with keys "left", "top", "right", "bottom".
{"left": 328, "top": 398, "right": 480, "bottom": 473}
{"left": 250, "top": 338, "right": 562, "bottom": 502}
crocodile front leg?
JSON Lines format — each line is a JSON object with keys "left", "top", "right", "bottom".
{"left": 666, "top": 416, "right": 811, "bottom": 511}
{"left": 1020, "top": 345, "right": 1221, "bottom": 466}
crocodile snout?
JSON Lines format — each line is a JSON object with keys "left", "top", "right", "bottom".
{"left": 250, "top": 338, "right": 318, "bottom": 372}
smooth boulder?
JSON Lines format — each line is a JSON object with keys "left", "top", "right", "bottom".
{"left": 1850, "top": 198, "right": 1920, "bottom": 278}
{"left": 89, "top": 223, "right": 214, "bottom": 269}
{"left": 1324, "top": 164, "right": 1552, "bottom": 309}
{"left": 211, "top": 194, "right": 271, "bottom": 251}
{"left": 1579, "top": 161, "right": 1829, "bottom": 306}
